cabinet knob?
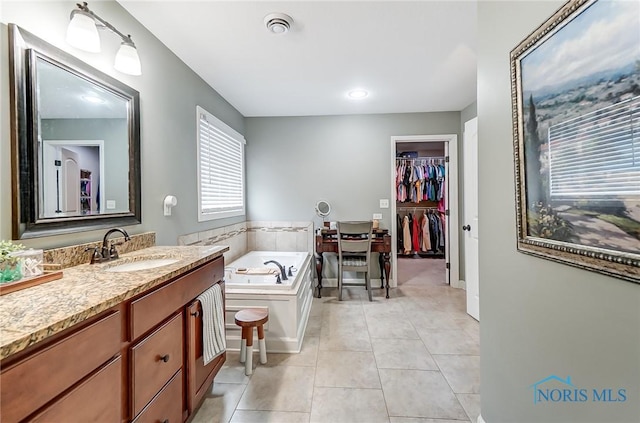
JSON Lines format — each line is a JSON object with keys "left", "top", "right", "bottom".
{"left": 161, "top": 419, "right": 169, "bottom": 423}
{"left": 160, "top": 354, "right": 170, "bottom": 363}
{"left": 190, "top": 311, "right": 200, "bottom": 317}
{"left": 462, "top": 225, "right": 471, "bottom": 231}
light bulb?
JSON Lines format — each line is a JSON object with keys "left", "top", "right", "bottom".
{"left": 66, "top": 11, "right": 100, "bottom": 53}
{"left": 114, "top": 43, "right": 142, "bottom": 76}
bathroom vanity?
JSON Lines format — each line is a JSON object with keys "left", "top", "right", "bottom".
{"left": 0, "top": 245, "right": 228, "bottom": 422}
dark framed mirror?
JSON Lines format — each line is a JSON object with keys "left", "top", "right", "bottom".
{"left": 9, "top": 24, "right": 141, "bottom": 239}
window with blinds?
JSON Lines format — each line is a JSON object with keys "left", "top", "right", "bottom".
{"left": 548, "top": 95, "right": 640, "bottom": 199}
{"left": 196, "top": 106, "right": 246, "bottom": 221}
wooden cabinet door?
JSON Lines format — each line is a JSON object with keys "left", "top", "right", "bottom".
{"left": 133, "top": 370, "right": 182, "bottom": 423}
{"left": 131, "top": 313, "right": 183, "bottom": 417}
{"left": 0, "top": 310, "right": 121, "bottom": 423}
{"left": 31, "top": 356, "right": 122, "bottom": 423}
{"left": 185, "top": 281, "right": 226, "bottom": 416}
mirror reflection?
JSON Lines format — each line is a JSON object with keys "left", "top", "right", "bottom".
{"left": 37, "top": 57, "right": 130, "bottom": 218}
{"left": 10, "top": 24, "right": 141, "bottom": 239}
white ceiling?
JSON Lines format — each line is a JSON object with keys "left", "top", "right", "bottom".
{"left": 118, "top": 1, "right": 477, "bottom": 117}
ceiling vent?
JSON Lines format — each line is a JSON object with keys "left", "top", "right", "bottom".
{"left": 264, "top": 13, "right": 293, "bottom": 34}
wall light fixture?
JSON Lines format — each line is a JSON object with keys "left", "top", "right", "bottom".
{"left": 66, "top": 2, "right": 142, "bottom": 76}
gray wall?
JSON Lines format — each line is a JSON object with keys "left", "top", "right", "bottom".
{"left": 460, "top": 101, "right": 477, "bottom": 126}
{"left": 245, "top": 112, "right": 461, "bottom": 278}
{"left": 0, "top": 1, "right": 245, "bottom": 248}
{"left": 245, "top": 112, "right": 460, "bottom": 226}
{"left": 478, "top": 2, "right": 639, "bottom": 422}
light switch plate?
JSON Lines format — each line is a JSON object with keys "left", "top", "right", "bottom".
{"left": 106, "top": 200, "right": 116, "bottom": 209}
{"left": 373, "top": 213, "right": 383, "bottom": 220}
{"left": 379, "top": 199, "right": 389, "bottom": 208}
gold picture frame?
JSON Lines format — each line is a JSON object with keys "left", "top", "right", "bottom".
{"left": 510, "top": 0, "right": 640, "bottom": 283}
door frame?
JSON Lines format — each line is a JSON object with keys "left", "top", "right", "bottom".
{"left": 42, "top": 140, "right": 105, "bottom": 215}
{"left": 389, "top": 134, "right": 460, "bottom": 288}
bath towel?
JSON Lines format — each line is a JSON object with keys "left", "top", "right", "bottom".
{"left": 197, "top": 284, "right": 226, "bottom": 365}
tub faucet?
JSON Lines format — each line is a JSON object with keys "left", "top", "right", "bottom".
{"left": 263, "top": 260, "right": 288, "bottom": 280}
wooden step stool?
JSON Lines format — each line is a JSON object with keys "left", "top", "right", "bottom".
{"left": 234, "top": 308, "right": 269, "bottom": 375}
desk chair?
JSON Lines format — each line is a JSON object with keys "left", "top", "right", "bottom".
{"left": 337, "top": 221, "right": 373, "bottom": 301}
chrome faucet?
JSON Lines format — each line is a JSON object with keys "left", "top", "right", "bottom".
{"left": 263, "top": 260, "right": 288, "bottom": 280}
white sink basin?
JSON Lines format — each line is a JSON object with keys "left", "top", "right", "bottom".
{"left": 105, "top": 258, "right": 180, "bottom": 272}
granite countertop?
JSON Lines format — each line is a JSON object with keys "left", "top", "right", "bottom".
{"left": 0, "top": 245, "right": 229, "bottom": 361}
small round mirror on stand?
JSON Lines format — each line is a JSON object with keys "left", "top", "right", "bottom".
{"left": 314, "top": 200, "right": 331, "bottom": 231}
{"left": 315, "top": 200, "right": 331, "bottom": 217}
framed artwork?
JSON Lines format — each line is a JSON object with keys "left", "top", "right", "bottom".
{"left": 510, "top": 0, "right": 640, "bottom": 283}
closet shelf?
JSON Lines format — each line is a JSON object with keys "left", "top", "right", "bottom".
{"left": 397, "top": 200, "right": 439, "bottom": 209}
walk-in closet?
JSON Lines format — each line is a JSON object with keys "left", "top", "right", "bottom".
{"left": 394, "top": 141, "right": 450, "bottom": 286}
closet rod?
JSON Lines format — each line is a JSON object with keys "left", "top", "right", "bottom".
{"left": 397, "top": 206, "right": 439, "bottom": 210}
{"left": 396, "top": 156, "right": 445, "bottom": 162}
{"left": 396, "top": 156, "right": 445, "bottom": 160}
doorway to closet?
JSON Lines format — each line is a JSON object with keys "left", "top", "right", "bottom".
{"left": 390, "top": 135, "right": 459, "bottom": 289}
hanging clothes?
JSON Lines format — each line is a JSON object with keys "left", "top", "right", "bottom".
{"left": 397, "top": 214, "right": 404, "bottom": 253}
{"left": 396, "top": 209, "right": 445, "bottom": 256}
{"left": 420, "top": 212, "right": 431, "bottom": 252}
{"left": 412, "top": 215, "right": 421, "bottom": 253}
{"left": 402, "top": 215, "right": 411, "bottom": 255}
{"left": 395, "top": 157, "right": 446, "bottom": 204}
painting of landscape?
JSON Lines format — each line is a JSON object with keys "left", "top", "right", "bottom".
{"left": 512, "top": 0, "right": 639, "bottom": 282}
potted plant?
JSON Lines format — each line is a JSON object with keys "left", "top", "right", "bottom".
{"left": 0, "top": 240, "right": 25, "bottom": 283}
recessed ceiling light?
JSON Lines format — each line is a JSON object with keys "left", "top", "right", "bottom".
{"left": 347, "top": 89, "right": 369, "bottom": 99}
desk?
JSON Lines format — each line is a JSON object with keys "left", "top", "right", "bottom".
{"left": 315, "top": 229, "right": 392, "bottom": 299}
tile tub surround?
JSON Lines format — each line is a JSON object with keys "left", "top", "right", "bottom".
{"left": 44, "top": 232, "right": 156, "bottom": 269}
{"left": 179, "top": 223, "right": 248, "bottom": 263}
{"left": 178, "top": 221, "right": 314, "bottom": 263}
{"left": 246, "top": 221, "right": 313, "bottom": 255}
{"left": 0, "top": 245, "right": 228, "bottom": 360}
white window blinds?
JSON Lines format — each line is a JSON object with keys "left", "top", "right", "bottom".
{"left": 548, "top": 95, "right": 640, "bottom": 198}
{"left": 196, "top": 106, "right": 246, "bottom": 221}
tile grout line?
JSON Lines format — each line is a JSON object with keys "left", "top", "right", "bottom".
{"left": 307, "top": 303, "right": 323, "bottom": 422}
{"left": 225, "top": 381, "right": 250, "bottom": 423}
{"left": 365, "top": 293, "right": 394, "bottom": 421}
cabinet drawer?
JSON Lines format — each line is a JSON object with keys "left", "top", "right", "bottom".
{"left": 133, "top": 369, "right": 183, "bottom": 423}
{"left": 31, "top": 356, "right": 122, "bottom": 423}
{"left": 130, "top": 258, "right": 223, "bottom": 339}
{"left": 0, "top": 310, "right": 121, "bottom": 423}
{"left": 131, "top": 313, "right": 183, "bottom": 417}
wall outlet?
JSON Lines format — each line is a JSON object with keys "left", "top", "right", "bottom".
{"left": 373, "top": 213, "right": 383, "bottom": 220}
{"left": 106, "top": 200, "right": 116, "bottom": 209}
{"left": 379, "top": 199, "right": 389, "bottom": 208}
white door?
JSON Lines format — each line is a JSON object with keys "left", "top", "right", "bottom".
{"left": 62, "top": 148, "right": 80, "bottom": 215}
{"left": 42, "top": 144, "right": 59, "bottom": 216}
{"left": 463, "top": 117, "right": 479, "bottom": 321}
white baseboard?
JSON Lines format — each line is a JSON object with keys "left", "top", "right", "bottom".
{"left": 477, "top": 413, "right": 486, "bottom": 423}
{"left": 226, "top": 334, "right": 303, "bottom": 354}
{"left": 458, "top": 279, "right": 467, "bottom": 290}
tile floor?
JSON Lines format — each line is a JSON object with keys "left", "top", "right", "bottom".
{"left": 193, "top": 258, "right": 480, "bottom": 423}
